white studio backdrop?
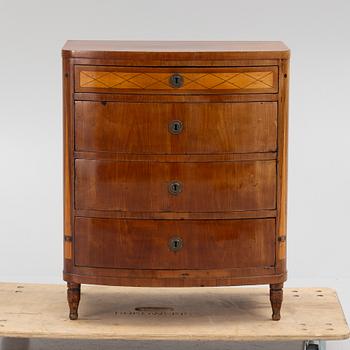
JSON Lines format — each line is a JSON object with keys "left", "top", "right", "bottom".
{"left": 0, "top": 0, "right": 349, "bottom": 349}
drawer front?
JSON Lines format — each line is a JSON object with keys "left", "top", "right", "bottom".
{"left": 75, "top": 66, "right": 278, "bottom": 94}
{"left": 74, "top": 217, "right": 275, "bottom": 270}
{"left": 75, "top": 160, "right": 276, "bottom": 212}
{"left": 75, "top": 101, "right": 277, "bottom": 154}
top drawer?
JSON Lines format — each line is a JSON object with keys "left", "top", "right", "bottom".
{"left": 75, "top": 66, "right": 278, "bottom": 94}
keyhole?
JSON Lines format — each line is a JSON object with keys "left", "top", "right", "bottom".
{"left": 169, "top": 237, "right": 183, "bottom": 252}
{"left": 169, "top": 120, "right": 183, "bottom": 135}
{"left": 169, "top": 74, "right": 183, "bottom": 88}
{"left": 168, "top": 181, "right": 182, "bottom": 195}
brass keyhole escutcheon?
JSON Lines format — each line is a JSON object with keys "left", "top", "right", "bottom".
{"left": 168, "top": 181, "right": 182, "bottom": 195}
{"left": 169, "top": 237, "right": 183, "bottom": 252}
{"left": 168, "top": 120, "right": 183, "bottom": 135}
{"left": 169, "top": 74, "right": 184, "bottom": 88}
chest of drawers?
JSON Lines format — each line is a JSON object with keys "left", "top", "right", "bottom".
{"left": 62, "top": 40, "right": 290, "bottom": 321}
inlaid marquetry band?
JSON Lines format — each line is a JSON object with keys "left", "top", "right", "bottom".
{"left": 78, "top": 69, "right": 276, "bottom": 91}
{"left": 64, "top": 235, "right": 72, "bottom": 260}
{"left": 64, "top": 241, "right": 72, "bottom": 260}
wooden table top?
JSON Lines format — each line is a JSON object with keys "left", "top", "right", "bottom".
{"left": 0, "top": 283, "right": 348, "bottom": 341}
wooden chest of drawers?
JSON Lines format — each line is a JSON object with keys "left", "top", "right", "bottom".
{"left": 62, "top": 40, "right": 290, "bottom": 321}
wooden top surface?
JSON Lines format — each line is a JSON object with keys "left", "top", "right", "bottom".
{"left": 62, "top": 40, "right": 290, "bottom": 59}
{"left": 0, "top": 283, "right": 348, "bottom": 341}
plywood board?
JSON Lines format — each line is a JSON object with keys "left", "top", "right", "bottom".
{"left": 0, "top": 283, "right": 348, "bottom": 341}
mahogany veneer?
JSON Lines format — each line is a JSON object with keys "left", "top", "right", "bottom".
{"left": 75, "top": 101, "right": 277, "bottom": 154}
{"left": 62, "top": 40, "right": 290, "bottom": 321}
{"left": 75, "top": 159, "right": 276, "bottom": 212}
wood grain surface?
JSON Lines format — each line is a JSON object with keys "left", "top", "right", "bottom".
{"left": 75, "top": 101, "right": 277, "bottom": 154}
{"left": 75, "top": 66, "right": 278, "bottom": 94}
{"left": 74, "top": 217, "right": 275, "bottom": 270}
{"left": 75, "top": 159, "right": 276, "bottom": 212}
{"left": 0, "top": 283, "right": 348, "bottom": 341}
{"left": 62, "top": 40, "right": 290, "bottom": 60}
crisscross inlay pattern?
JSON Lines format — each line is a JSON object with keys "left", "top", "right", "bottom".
{"left": 79, "top": 70, "right": 275, "bottom": 91}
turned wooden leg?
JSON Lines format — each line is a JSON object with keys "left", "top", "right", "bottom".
{"left": 67, "top": 282, "right": 81, "bottom": 320}
{"left": 270, "top": 283, "right": 283, "bottom": 321}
